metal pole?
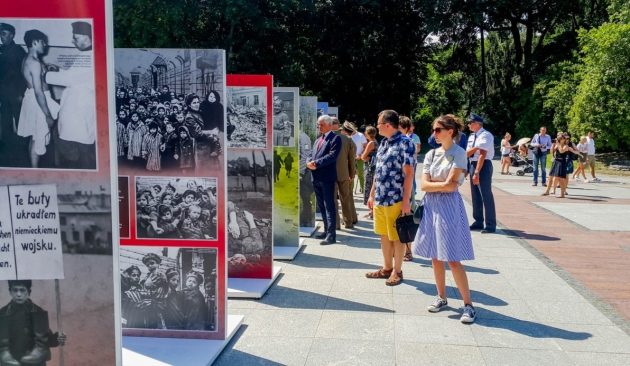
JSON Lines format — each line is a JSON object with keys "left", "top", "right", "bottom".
{"left": 55, "top": 279, "right": 64, "bottom": 366}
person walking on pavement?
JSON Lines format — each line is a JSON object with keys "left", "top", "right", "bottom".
{"left": 307, "top": 115, "right": 341, "bottom": 244}
{"left": 466, "top": 113, "right": 496, "bottom": 233}
{"left": 586, "top": 131, "right": 600, "bottom": 182}
{"left": 348, "top": 121, "right": 367, "bottom": 194}
{"left": 365, "top": 110, "right": 415, "bottom": 286}
{"left": 530, "top": 126, "right": 552, "bottom": 186}
{"left": 333, "top": 118, "right": 357, "bottom": 229}
{"left": 413, "top": 114, "right": 476, "bottom": 323}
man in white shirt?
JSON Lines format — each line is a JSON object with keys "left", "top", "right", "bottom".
{"left": 466, "top": 113, "right": 496, "bottom": 233}
{"left": 45, "top": 21, "right": 96, "bottom": 169}
{"left": 348, "top": 121, "right": 367, "bottom": 193}
{"left": 530, "top": 126, "right": 552, "bottom": 186}
{"left": 586, "top": 131, "right": 600, "bottom": 182}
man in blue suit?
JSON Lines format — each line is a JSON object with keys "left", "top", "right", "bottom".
{"left": 307, "top": 115, "right": 342, "bottom": 244}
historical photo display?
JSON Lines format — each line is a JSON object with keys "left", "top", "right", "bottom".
{"left": 120, "top": 246, "right": 218, "bottom": 335}
{"left": 299, "top": 96, "right": 318, "bottom": 228}
{"left": 135, "top": 176, "right": 217, "bottom": 240}
{"left": 273, "top": 87, "right": 300, "bottom": 247}
{"left": 272, "top": 91, "right": 295, "bottom": 147}
{"left": 114, "top": 49, "right": 225, "bottom": 175}
{"left": 226, "top": 86, "right": 267, "bottom": 148}
{"left": 0, "top": 18, "right": 97, "bottom": 170}
{"left": 227, "top": 150, "right": 272, "bottom": 277}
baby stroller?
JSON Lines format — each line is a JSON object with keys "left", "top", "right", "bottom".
{"left": 511, "top": 137, "right": 534, "bottom": 176}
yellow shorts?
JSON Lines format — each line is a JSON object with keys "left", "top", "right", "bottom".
{"left": 373, "top": 201, "right": 402, "bottom": 241}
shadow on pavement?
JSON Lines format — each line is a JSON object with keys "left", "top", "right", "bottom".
{"left": 291, "top": 252, "right": 380, "bottom": 270}
{"left": 258, "top": 283, "right": 393, "bottom": 313}
{"left": 403, "top": 279, "right": 508, "bottom": 306}
{"left": 214, "top": 325, "right": 285, "bottom": 366}
{"left": 449, "top": 309, "right": 593, "bottom": 340}
{"left": 504, "top": 229, "right": 560, "bottom": 241}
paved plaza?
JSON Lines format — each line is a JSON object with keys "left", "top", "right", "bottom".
{"left": 218, "top": 165, "right": 630, "bottom": 365}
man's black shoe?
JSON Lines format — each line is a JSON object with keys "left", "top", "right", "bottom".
{"left": 469, "top": 223, "right": 484, "bottom": 231}
{"left": 315, "top": 232, "right": 327, "bottom": 239}
{"left": 320, "top": 237, "right": 336, "bottom": 245}
{"left": 481, "top": 228, "right": 496, "bottom": 234}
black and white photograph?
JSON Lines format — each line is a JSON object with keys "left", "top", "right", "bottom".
{"left": 135, "top": 176, "right": 217, "bottom": 240}
{"left": 272, "top": 92, "right": 295, "bottom": 147}
{"left": 114, "top": 48, "right": 226, "bottom": 175}
{"left": 0, "top": 18, "right": 97, "bottom": 170}
{"left": 120, "top": 246, "right": 218, "bottom": 333}
{"left": 299, "top": 96, "right": 318, "bottom": 228}
{"left": 226, "top": 86, "right": 267, "bottom": 148}
{"left": 227, "top": 150, "right": 273, "bottom": 277}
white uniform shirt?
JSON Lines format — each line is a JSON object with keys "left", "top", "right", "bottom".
{"left": 467, "top": 128, "right": 494, "bottom": 161}
{"left": 351, "top": 132, "right": 367, "bottom": 157}
{"left": 586, "top": 137, "right": 596, "bottom": 155}
{"left": 46, "top": 52, "right": 96, "bottom": 145}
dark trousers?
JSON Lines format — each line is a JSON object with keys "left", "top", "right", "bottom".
{"left": 313, "top": 179, "right": 336, "bottom": 240}
{"left": 55, "top": 137, "right": 96, "bottom": 169}
{"left": 0, "top": 97, "right": 21, "bottom": 141}
{"left": 470, "top": 160, "right": 496, "bottom": 230}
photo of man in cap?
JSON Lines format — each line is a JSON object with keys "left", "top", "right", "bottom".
{"left": 0, "top": 22, "right": 27, "bottom": 149}
{"left": 45, "top": 20, "right": 96, "bottom": 169}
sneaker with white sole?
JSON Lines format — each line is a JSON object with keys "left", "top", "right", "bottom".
{"left": 427, "top": 297, "right": 448, "bottom": 313}
{"left": 460, "top": 304, "right": 476, "bottom": 323}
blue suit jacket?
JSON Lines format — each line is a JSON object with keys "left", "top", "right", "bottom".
{"left": 311, "top": 132, "right": 342, "bottom": 183}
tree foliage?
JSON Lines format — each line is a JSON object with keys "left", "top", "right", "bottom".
{"left": 113, "top": 0, "right": 629, "bottom": 151}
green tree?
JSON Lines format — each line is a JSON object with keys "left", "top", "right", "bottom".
{"left": 568, "top": 22, "right": 630, "bottom": 149}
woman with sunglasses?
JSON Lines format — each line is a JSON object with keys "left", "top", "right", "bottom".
{"left": 412, "top": 114, "right": 476, "bottom": 324}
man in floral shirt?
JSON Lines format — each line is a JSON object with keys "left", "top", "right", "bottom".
{"left": 366, "top": 110, "right": 415, "bottom": 286}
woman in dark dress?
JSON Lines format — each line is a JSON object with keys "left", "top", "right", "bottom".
{"left": 360, "top": 126, "right": 379, "bottom": 216}
{"left": 543, "top": 133, "right": 582, "bottom": 198}
{"left": 199, "top": 90, "right": 224, "bottom": 132}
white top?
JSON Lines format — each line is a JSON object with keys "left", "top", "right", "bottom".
{"left": 423, "top": 145, "right": 468, "bottom": 186}
{"left": 45, "top": 53, "right": 96, "bottom": 145}
{"left": 586, "top": 137, "right": 596, "bottom": 155}
{"left": 500, "top": 139, "right": 511, "bottom": 155}
{"left": 467, "top": 128, "right": 494, "bottom": 161}
{"left": 577, "top": 143, "right": 588, "bottom": 154}
{"left": 351, "top": 132, "right": 367, "bottom": 156}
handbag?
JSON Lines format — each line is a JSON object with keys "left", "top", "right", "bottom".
{"left": 395, "top": 213, "right": 418, "bottom": 244}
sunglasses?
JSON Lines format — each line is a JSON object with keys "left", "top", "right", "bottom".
{"left": 432, "top": 127, "right": 449, "bottom": 133}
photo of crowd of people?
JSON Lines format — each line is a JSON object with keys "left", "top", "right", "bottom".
{"left": 135, "top": 176, "right": 217, "bottom": 240}
{"left": 114, "top": 49, "right": 226, "bottom": 174}
{"left": 120, "top": 247, "right": 218, "bottom": 333}
{"left": 0, "top": 19, "right": 97, "bottom": 170}
{"left": 227, "top": 150, "right": 273, "bottom": 277}
{"left": 226, "top": 86, "right": 267, "bottom": 149}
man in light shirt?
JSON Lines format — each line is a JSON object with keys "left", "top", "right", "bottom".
{"left": 530, "top": 126, "right": 552, "bottom": 186}
{"left": 586, "top": 131, "right": 600, "bottom": 182}
{"left": 348, "top": 121, "right": 367, "bottom": 193}
{"left": 45, "top": 21, "right": 96, "bottom": 169}
{"left": 466, "top": 113, "right": 496, "bottom": 234}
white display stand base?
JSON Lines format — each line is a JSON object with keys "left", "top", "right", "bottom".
{"left": 227, "top": 265, "right": 282, "bottom": 299}
{"left": 273, "top": 241, "right": 304, "bottom": 260}
{"left": 299, "top": 225, "right": 318, "bottom": 237}
{"left": 122, "top": 314, "right": 244, "bottom": 366}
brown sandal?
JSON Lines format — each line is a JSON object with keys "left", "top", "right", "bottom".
{"left": 365, "top": 268, "right": 393, "bottom": 279}
{"left": 403, "top": 244, "right": 413, "bottom": 261}
{"left": 385, "top": 271, "right": 403, "bottom": 286}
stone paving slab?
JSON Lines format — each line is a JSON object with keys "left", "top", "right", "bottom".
{"left": 532, "top": 202, "right": 630, "bottom": 231}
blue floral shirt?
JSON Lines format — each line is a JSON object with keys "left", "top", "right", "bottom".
{"left": 374, "top": 131, "right": 416, "bottom": 206}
